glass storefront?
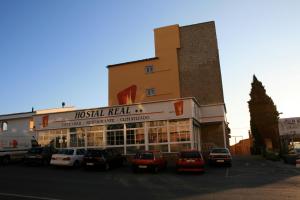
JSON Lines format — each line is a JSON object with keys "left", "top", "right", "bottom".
{"left": 37, "top": 119, "right": 198, "bottom": 154}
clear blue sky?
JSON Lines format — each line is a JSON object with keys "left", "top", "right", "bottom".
{"left": 1, "top": 0, "right": 300, "bottom": 143}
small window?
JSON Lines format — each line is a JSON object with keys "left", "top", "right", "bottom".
{"left": 1, "top": 121, "right": 8, "bottom": 132}
{"left": 29, "top": 119, "right": 34, "bottom": 131}
{"left": 146, "top": 88, "right": 156, "bottom": 96}
{"left": 145, "top": 65, "right": 153, "bottom": 74}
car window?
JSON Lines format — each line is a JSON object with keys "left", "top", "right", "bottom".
{"left": 58, "top": 149, "right": 74, "bottom": 155}
{"left": 28, "top": 148, "right": 43, "bottom": 154}
{"left": 42, "top": 148, "right": 50, "bottom": 153}
{"left": 180, "top": 151, "right": 201, "bottom": 158}
{"left": 135, "top": 152, "right": 154, "bottom": 160}
{"left": 76, "top": 149, "right": 85, "bottom": 155}
{"left": 106, "top": 149, "right": 114, "bottom": 157}
{"left": 211, "top": 148, "right": 229, "bottom": 153}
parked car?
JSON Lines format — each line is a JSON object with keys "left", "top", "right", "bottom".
{"left": 50, "top": 148, "right": 85, "bottom": 168}
{"left": 82, "top": 148, "right": 125, "bottom": 170}
{"left": 24, "top": 146, "right": 57, "bottom": 166}
{"left": 176, "top": 150, "right": 205, "bottom": 173}
{"left": 131, "top": 150, "right": 167, "bottom": 173}
{"left": 282, "top": 148, "right": 300, "bottom": 164}
{"left": 208, "top": 148, "right": 232, "bottom": 166}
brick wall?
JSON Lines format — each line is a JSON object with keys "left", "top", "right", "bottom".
{"left": 178, "top": 21, "right": 224, "bottom": 105}
{"left": 200, "top": 122, "right": 225, "bottom": 151}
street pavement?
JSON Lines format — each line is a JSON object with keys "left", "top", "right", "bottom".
{"left": 0, "top": 156, "right": 299, "bottom": 200}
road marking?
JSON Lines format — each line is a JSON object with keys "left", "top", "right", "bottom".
{"left": 226, "top": 167, "right": 230, "bottom": 177}
{"left": 0, "top": 192, "right": 62, "bottom": 200}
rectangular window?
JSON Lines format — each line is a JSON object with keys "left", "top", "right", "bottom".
{"left": 146, "top": 88, "right": 156, "bottom": 96}
{"left": 106, "top": 130, "right": 124, "bottom": 145}
{"left": 29, "top": 119, "right": 34, "bottom": 131}
{"left": 145, "top": 65, "right": 153, "bottom": 74}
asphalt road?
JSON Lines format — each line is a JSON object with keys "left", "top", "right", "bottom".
{"left": 0, "top": 156, "right": 300, "bottom": 200}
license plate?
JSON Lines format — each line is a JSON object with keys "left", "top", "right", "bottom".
{"left": 29, "top": 156, "right": 36, "bottom": 158}
{"left": 138, "top": 165, "right": 147, "bottom": 169}
{"left": 216, "top": 160, "right": 224, "bottom": 163}
{"left": 86, "top": 163, "right": 94, "bottom": 166}
{"left": 186, "top": 160, "right": 195, "bottom": 162}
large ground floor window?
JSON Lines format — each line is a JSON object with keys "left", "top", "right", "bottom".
{"left": 37, "top": 118, "right": 199, "bottom": 154}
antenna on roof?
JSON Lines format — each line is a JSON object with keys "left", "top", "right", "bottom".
{"left": 31, "top": 107, "right": 34, "bottom": 112}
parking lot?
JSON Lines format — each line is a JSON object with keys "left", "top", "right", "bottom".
{"left": 0, "top": 156, "right": 300, "bottom": 200}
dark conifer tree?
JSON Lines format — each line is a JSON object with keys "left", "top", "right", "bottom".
{"left": 248, "top": 75, "right": 280, "bottom": 153}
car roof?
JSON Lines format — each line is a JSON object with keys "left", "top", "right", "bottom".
{"left": 180, "top": 150, "right": 200, "bottom": 153}
{"left": 137, "top": 150, "right": 160, "bottom": 153}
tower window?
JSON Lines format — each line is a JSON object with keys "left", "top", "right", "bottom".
{"left": 146, "top": 88, "right": 156, "bottom": 96}
{"left": 145, "top": 65, "right": 154, "bottom": 74}
{"left": 1, "top": 121, "right": 8, "bottom": 132}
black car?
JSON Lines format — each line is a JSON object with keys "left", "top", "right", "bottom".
{"left": 283, "top": 148, "right": 300, "bottom": 164}
{"left": 24, "top": 147, "right": 57, "bottom": 166}
{"left": 82, "top": 148, "right": 125, "bottom": 170}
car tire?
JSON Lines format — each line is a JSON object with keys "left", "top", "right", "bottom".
{"left": 73, "top": 160, "right": 80, "bottom": 168}
{"left": 2, "top": 156, "right": 10, "bottom": 165}
{"left": 104, "top": 163, "right": 110, "bottom": 171}
{"left": 153, "top": 165, "right": 159, "bottom": 173}
{"left": 43, "top": 159, "right": 49, "bottom": 166}
{"left": 132, "top": 165, "right": 138, "bottom": 173}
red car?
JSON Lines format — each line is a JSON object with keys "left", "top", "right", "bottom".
{"left": 131, "top": 150, "right": 167, "bottom": 173}
{"left": 176, "top": 150, "right": 205, "bottom": 173}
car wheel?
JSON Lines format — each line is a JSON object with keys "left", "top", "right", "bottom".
{"left": 104, "top": 163, "right": 110, "bottom": 171}
{"left": 2, "top": 156, "right": 10, "bottom": 165}
{"left": 132, "top": 165, "right": 138, "bottom": 173}
{"left": 153, "top": 165, "right": 159, "bottom": 173}
{"left": 43, "top": 159, "right": 49, "bottom": 166}
{"left": 73, "top": 160, "right": 80, "bottom": 168}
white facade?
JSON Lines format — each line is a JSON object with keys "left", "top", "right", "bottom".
{"left": 0, "top": 98, "right": 227, "bottom": 154}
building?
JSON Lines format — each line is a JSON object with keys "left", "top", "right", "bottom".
{"left": 108, "top": 21, "right": 228, "bottom": 149}
{"left": 0, "top": 21, "right": 229, "bottom": 154}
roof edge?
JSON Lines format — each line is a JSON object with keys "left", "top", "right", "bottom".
{"left": 107, "top": 57, "right": 158, "bottom": 68}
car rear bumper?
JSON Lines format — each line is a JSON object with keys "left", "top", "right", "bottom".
{"left": 209, "top": 159, "right": 232, "bottom": 165}
{"left": 24, "top": 158, "right": 44, "bottom": 165}
{"left": 50, "top": 160, "right": 73, "bottom": 166}
{"left": 176, "top": 166, "right": 205, "bottom": 172}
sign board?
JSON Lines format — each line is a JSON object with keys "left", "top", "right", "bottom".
{"left": 34, "top": 99, "right": 193, "bottom": 131}
{"left": 278, "top": 117, "right": 300, "bottom": 136}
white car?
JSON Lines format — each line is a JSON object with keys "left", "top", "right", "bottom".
{"left": 50, "top": 148, "right": 86, "bottom": 167}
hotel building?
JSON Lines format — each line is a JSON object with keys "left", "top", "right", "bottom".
{"left": 0, "top": 21, "right": 229, "bottom": 154}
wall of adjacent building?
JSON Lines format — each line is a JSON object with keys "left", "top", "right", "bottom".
{"left": 178, "top": 21, "right": 225, "bottom": 105}
{"left": 108, "top": 25, "right": 181, "bottom": 106}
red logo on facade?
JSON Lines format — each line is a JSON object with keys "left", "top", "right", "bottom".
{"left": 42, "top": 115, "right": 49, "bottom": 128}
{"left": 10, "top": 140, "right": 18, "bottom": 148}
{"left": 117, "top": 85, "right": 137, "bottom": 105}
{"left": 174, "top": 100, "right": 184, "bottom": 116}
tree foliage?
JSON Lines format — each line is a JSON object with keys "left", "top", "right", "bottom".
{"left": 248, "top": 75, "right": 280, "bottom": 153}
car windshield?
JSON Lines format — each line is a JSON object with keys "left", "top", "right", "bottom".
{"left": 28, "top": 148, "right": 43, "bottom": 154}
{"left": 86, "top": 150, "right": 103, "bottom": 156}
{"left": 58, "top": 149, "right": 74, "bottom": 155}
{"left": 136, "top": 152, "right": 154, "bottom": 160}
{"left": 180, "top": 151, "right": 201, "bottom": 158}
{"left": 295, "top": 149, "right": 300, "bottom": 154}
{"left": 211, "top": 148, "right": 229, "bottom": 153}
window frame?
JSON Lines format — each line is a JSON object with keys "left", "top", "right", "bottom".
{"left": 144, "top": 65, "right": 154, "bottom": 74}
{"left": 146, "top": 88, "right": 156, "bottom": 96}
{"left": 1, "top": 121, "right": 8, "bottom": 132}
